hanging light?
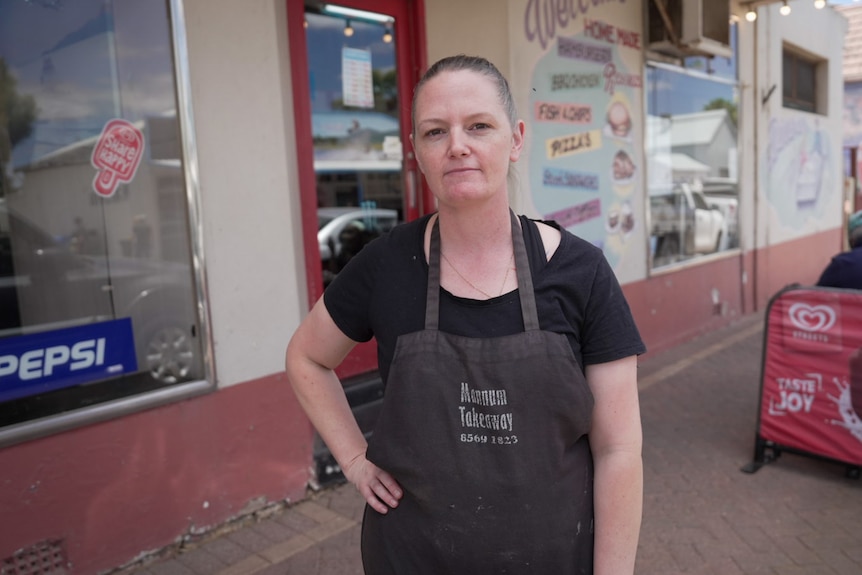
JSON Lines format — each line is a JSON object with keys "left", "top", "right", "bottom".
{"left": 745, "top": 7, "right": 757, "bottom": 21}
{"left": 344, "top": 19, "right": 354, "bottom": 37}
{"left": 382, "top": 25, "right": 393, "bottom": 43}
{"left": 780, "top": 0, "right": 791, "bottom": 15}
{"left": 814, "top": 0, "right": 826, "bottom": 7}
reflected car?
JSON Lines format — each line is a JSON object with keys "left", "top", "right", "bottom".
{"left": 0, "top": 205, "right": 202, "bottom": 386}
{"left": 317, "top": 207, "right": 399, "bottom": 262}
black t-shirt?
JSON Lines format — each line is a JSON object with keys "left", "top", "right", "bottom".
{"left": 324, "top": 213, "right": 645, "bottom": 384}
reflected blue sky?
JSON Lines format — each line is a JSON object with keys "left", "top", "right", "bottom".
{"left": 648, "top": 25, "right": 738, "bottom": 117}
{"left": 1, "top": 0, "right": 176, "bottom": 168}
{"left": 647, "top": 68, "right": 736, "bottom": 117}
{"left": 305, "top": 12, "right": 396, "bottom": 114}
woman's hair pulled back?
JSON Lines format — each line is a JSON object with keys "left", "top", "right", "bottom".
{"left": 411, "top": 55, "right": 518, "bottom": 135}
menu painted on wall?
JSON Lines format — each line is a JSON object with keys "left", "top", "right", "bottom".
{"left": 527, "top": 18, "right": 643, "bottom": 268}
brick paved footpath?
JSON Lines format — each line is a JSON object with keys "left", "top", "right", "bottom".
{"left": 115, "top": 312, "right": 862, "bottom": 575}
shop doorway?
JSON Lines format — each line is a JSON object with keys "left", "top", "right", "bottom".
{"left": 287, "top": 0, "right": 426, "bottom": 482}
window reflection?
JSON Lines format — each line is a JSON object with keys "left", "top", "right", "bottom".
{"left": 0, "top": 0, "right": 202, "bottom": 425}
{"left": 304, "top": 6, "right": 403, "bottom": 285}
{"left": 646, "top": 29, "right": 740, "bottom": 269}
{"left": 318, "top": 206, "right": 399, "bottom": 286}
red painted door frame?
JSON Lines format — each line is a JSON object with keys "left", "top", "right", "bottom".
{"left": 286, "top": 0, "right": 428, "bottom": 378}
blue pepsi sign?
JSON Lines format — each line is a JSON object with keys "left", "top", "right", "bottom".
{"left": 0, "top": 318, "right": 138, "bottom": 403}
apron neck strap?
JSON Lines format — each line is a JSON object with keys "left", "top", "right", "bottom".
{"left": 512, "top": 210, "right": 541, "bottom": 331}
{"left": 426, "top": 210, "right": 540, "bottom": 331}
{"left": 426, "top": 217, "right": 443, "bottom": 330}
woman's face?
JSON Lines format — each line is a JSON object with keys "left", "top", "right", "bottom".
{"left": 410, "top": 70, "right": 524, "bottom": 208}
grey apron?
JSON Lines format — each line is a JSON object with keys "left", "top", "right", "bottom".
{"left": 362, "top": 211, "right": 596, "bottom": 574}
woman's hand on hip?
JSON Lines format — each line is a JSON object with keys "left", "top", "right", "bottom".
{"left": 343, "top": 452, "right": 403, "bottom": 514}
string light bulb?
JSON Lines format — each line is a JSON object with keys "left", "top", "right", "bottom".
{"left": 780, "top": 1, "right": 791, "bottom": 15}
{"left": 814, "top": 0, "right": 826, "bottom": 7}
{"left": 745, "top": 8, "right": 757, "bottom": 21}
{"left": 343, "top": 19, "right": 354, "bottom": 37}
{"left": 382, "top": 26, "right": 393, "bottom": 43}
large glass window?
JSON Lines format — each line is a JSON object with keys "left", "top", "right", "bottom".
{"left": 645, "top": 25, "right": 740, "bottom": 269}
{"left": 0, "top": 0, "right": 203, "bottom": 429}
{"left": 304, "top": 5, "right": 405, "bottom": 287}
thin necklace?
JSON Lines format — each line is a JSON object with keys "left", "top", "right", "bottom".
{"left": 440, "top": 250, "right": 514, "bottom": 299}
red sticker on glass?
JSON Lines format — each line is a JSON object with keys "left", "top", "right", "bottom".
{"left": 91, "top": 119, "right": 144, "bottom": 198}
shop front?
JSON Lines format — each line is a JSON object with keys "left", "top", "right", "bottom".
{"left": 0, "top": 1, "right": 318, "bottom": 572}
{"left": 0, "top": 0, "right": 848, "bottom": 572}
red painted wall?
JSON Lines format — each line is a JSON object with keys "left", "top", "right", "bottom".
{"left": 624, "top": 254, "right": 746, "bottom": 358}
{"left": 623, "top": 227, "right": 845, "bottom": 358}
{"left": 751, "top": 228, "right": 843, "bottom": 309}
{"left": 0, "top": 373, "right": 314, "bottom": 575}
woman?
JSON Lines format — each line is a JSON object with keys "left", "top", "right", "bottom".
{"left": 286, "top": 55, "right": 644, "bottom": 574}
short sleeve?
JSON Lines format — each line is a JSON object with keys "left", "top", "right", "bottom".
{"left": 579, "top": 251, "right": 646, "bottom": 365}
{"left": 322, "top": 239, "right": 381, "bottom": 343}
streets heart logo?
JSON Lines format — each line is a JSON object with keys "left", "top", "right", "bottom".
{"left": 784, "top": 301, "right": 841, "bottom": 352}
{"left": 788, "top": 303, "right": 836, "bottom": 333}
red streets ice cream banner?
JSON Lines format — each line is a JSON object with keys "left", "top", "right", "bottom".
{"left": 759, "top": 286, "right": 862, "bottom": 466}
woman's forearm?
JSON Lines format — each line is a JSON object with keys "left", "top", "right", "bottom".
{"left": 592, "top": 449, "right": 643, "bottom": 575}
{"left": 285, "top": 348, "right": 368, "bottom": 470}
{"left": 286, "top": 333, "right": 403, "bottom": 513}
{"left": 284, "top": 297, "right": 370, "bottom": 471}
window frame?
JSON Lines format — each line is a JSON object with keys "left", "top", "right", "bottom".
{"left": 782, "top": 45, "right": 825, "bottom": 115}
{"left": 0, "top": 0, "right": 214, "bottom": 449}
{"left": 644, "top": 48, "right": 742, "bottom": 272}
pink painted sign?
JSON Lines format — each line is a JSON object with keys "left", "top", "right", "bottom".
{"left": 545, "top": 198, "right": 602, "bottom": 228}
{"left": 91, "top": 119, "right": 144, "bottom": 198}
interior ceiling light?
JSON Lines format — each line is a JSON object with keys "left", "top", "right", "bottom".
{"left": 745, "top": 8, "right": 758, "bottom": 21}
{"left": 780, "top": 1, "right": 791, "bottom": 15}
{"left": 323, "top": 4, "right": 392, "bottom": 23}
{"left": 814, "top": 0, "right": 826, "bottom": 7}
{"left": 343, "top": 19, "right": 354, "bottom": 37}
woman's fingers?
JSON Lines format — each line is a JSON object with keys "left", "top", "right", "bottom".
{"left": 371, "top": 473, "right": 403, "bottom": 509}
{"left": 377, "top": 473, "right": 403, "bottom": 503}
{"left": 349, "top": 458, "right": 403, "bottom": 514}
{"left": 361, "top": 477, "right": 399, "bottom": 514}
{"left": 364, "top": 484, "right": 392, "bottom": 514}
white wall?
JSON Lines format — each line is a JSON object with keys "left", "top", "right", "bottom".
{"left": 424, "top": 0, "right": 511, "bottom": 75}
{"left": 755, "top": 2, "right": 848, "bottom": 248}
{"left": 734, "top": 2, "right": 757, "bottom": 257}
{"left": 183, "top": 0, "right": 307, "bottom": 387}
